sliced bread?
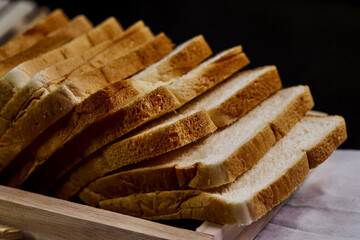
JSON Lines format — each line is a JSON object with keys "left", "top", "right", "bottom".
{"left": 99, "top": 115, "right": 347, "bottom": 225}
{"left": 5, "top": 35, "right": 211, "bottom": 187}
{"left": 78, "top": 84, "right": 314, "bottom": 206}
{"left": 0, "top": 9, "right": 69, "bottom": 60}
{"left": 32, "top": 45, "right": 249, "bottom": 196}
{"left": 0, "top": 33, "right": 173, "bottom": 173}
{"left": 0, "top": 15, "right": 93, "bottom": 110}
{"left": 59, "top": 46, "right": 248, "bottom": 161}
{"left": 1, "top": 21, "right": 152, "bottom": 129}
{"left": 0, "top": 17, "right": 123, "bottom": 136}
{"left": 54, "top": 65, "right": 286, "bottom": 201}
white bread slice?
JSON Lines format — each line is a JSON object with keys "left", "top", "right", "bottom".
{"left": 54, "top": 110, "right": 217, "bottom": 200}
{"left": 5, "top": 35, "right": 211, "bottom": 187}
{"left": 0, "top": 15, "right": 93, "bottom": 110}
{"left": 0, "top": 9, "right": 69, "bottom": 60}
{"left": 0, "top": 34, "right": 173, "bottom": 173}
{"left": 0, "top": 17, "right": 123, "bottom": 136}
{"left": 64, "top": 46, "right": 247, "bottom": 162}
{"left": 99, "top": 115, "right": 347, "bottom": 225}
{"left": 33, "top": 45, "right": 248, "bottom": 197}
{"left": 65, "top": 46, "right": 248, "bottom": 157}
{"left": 53, "top": 64, "right": 285, "bottom": 201}
{"left": 30, "top": 36, "right": 218, "bottom": 194}
{"left": 78, "top": 84, "right": 314, "bottom": 206}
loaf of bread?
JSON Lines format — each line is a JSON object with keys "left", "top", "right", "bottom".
{"left": 0, "top": 17, "right": 123, "bottom": 137}
{"left": 50, "top": 45, "right": 250, "bottom": 199}
{"left": 0, "top": 9, "right": 347, "bottom": 227}
{"left": 99, "top": 115, "right": 346, "bottom": 224}
{"left": 0, "top": 33, "right": 173, "bottom": 173}
{"left": 6, "top": 35, "right": 210, "bottom": 190}
{"left": 78, "top": 84, "right": 313, "bottom": 206}
{"left": 4, "top": 35, "right": 211, "bottom": 188}
{"left": 59, "top": 65, "right": 282, "bottom": 202}
{"left": 0, "top": 15, "right": 94, "bottom": 108}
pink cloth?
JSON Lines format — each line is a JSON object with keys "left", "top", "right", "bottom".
{"left": 255, "top": 150, "right": 360, "bottom": 240}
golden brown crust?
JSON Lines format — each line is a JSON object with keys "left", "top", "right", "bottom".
{"left": 88, "top": 25, "right": 154, "bottom": 69}
{"left": 0, "top": 34, "right": 173, "bottom": 174}
{"left": 29, "top": 22, "right": 151, "bottom": 94}
{"left": 153, "top": 35, "right": 212, "bottom": 81}
{"left": 31, "top": 43, "right": 245, "bottom": 195}
{"left": 168, "top": 48, "right": 250, "bottom": 104}
{"left": 99, "top": 153, "right": 309, "bottom": 224}
{"left": 0, "top": 16, "right": 93, "bottom": 111}
{"left": 3, "top": 80, "right": 139, "bottom": 188}
{"left": 0, "top": 17, "right": 124, "bottom": 137}
{"left": 79, "top": 125, "right": 275, "bottom": 206}
{"left": 208, "top": 66, "right": 282, "bottom": 127}
{"left": 0, "top": 87, "right": 76, "bottom": 173}
{"left": 76, "top": 67, "right": 285, "bottom": 204}
{"left": 99, "top": 115, "right": 346, "bottom": 225}
{"left": 306, "top": 115, "right": 347, "bottom": 168}
{"left": 99, "top": 33, "right": 173, "bottom": 82}
{"left": 31, "top": 86, "right": 180, "bottom": 194}
{"left": 54, "top": 110, "right": 217, "bottom": 200}
{"left": 19, "top": 35, "right": 209, "bottom": 189}
{"left": 246, "top": 153, "right": 309, "bottom": 222}
{"left": 270, "top": 86, "right": 314, "bottom": 140}
{"left": 44, "top": 34, "right": 210, "bottom": 163}
{"left": 189, "top": 86, "right": 313, "bottom": 189}
{"left": 72, "top": 86, "right": 181, "bottom": 156}
{"left": 0, "top": 15, "right": 93, "bottom": 78}
{"left": 78, "top": 84, "right": 314, "bottom": 205}
{"left": 0, "top": 9, "right": 69, "bottom": 60}
{"left": 187, "top": 124, "right": 277, "bottom": 189}
{"left": 85, "top": 17, "right": 123, "bottom": 45}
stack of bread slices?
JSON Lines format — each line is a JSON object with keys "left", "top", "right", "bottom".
{"left": 0, "top": 9, "right": 347, "bottom": 225}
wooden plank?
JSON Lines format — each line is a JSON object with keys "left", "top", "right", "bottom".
{"left": 0, "top": 225, "right": 22, "bottom": 240}
{"left": 0, "top": 185, "right": 212, "bottom": 240}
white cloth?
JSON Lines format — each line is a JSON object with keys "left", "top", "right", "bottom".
{"left": 255, "top": 150, "right": 360, "bottom": 240}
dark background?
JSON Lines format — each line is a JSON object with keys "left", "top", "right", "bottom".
{"left": 35, "top": 0, "right": 359, "bottom": 149}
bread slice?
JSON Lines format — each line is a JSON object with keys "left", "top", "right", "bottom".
{"left": 0, "top": 17, "right": 123, "bottom": 136}
{"left": 0, "top": 15, "right": 93, "bottom": 111}
{"left": 29, "top": 36, "right": 214, "bottom": 193}
{"left": 65, "top": 46, "right": 247, "bottom": 162}
{"left": 31, "top": 45, "right": 248, "bottom": 197}
{"left": 0, "top": 33, "right": 173, "bottom": 173}
{"left": 5, "top": 35, "right": 211, "bottom": 187}
{"left": 99, "top": 115, "right": 347, "bottom": 225}
{"left": 54, "top": 64, "right": 286, "bottom": 202}
{"left": 64, "top": 46, "right": 247, "bottom": 159}
{"left": 0, "top": 9, "right": 69, "bottom": 61}
{"left": 78, "top": 84, "right": 314, "bottom": 206}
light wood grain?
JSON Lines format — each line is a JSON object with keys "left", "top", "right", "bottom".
{"left": 0, "top": 185, "right": 212, "bottom": 240}
{"left": 0, "top": 183, "right": 291, "bottom": 240}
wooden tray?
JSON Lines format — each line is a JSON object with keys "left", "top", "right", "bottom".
{"left": 0, "top": 185, "right": 288, "bottom": 240}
